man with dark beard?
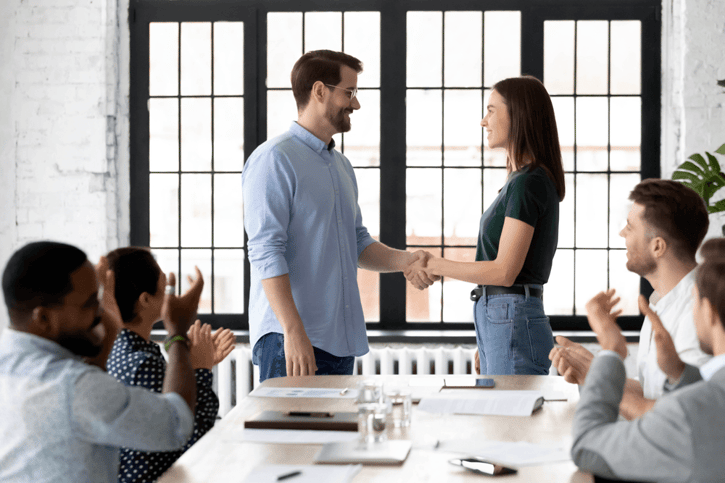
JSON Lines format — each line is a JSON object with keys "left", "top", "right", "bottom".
{"left": 243, "top": 50, "right": 435, "bottom": 382}
{"left": 550, "top": 179, "right": 712, "bottom": 419}
{"left": 0, "top": 241, "right": 201, "bottom": 482}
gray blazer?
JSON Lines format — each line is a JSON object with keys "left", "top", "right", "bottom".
{"left": 571, "top": 354, "right": 725, "bottom": 483}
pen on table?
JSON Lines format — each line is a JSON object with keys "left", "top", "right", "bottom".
{"left": 277, "top": 470, "right": 302, "bottom": 481}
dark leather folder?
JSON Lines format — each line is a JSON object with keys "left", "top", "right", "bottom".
{"left": 244, "top": 411, "right": 358, "bottom": 431}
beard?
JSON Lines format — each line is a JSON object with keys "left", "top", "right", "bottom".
{"left": 56, "top": 316, "right": 103, "bottom": 357}
{"left": 625, "top": 251, "right": 657, "bottom": 277}
{"left": 326, "top": 104, "right": 352, "bottom": 133}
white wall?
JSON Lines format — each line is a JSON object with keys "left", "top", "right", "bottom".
{"left": 0, "top": 0, "right": 723, "bottom": 332}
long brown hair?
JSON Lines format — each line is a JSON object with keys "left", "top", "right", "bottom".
{"left": 696, "top": 238, "right": 725, "bottom": 328}
{"left": 493, "top": 76, "right": 565, "bottom": 201}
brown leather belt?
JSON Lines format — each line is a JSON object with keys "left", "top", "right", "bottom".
{"left": 470, "top": 284, "right": 543, "bottom": 302}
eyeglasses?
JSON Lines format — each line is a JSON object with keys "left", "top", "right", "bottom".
{"left": 324, "top": 84, "right": 358, "bottom": 100}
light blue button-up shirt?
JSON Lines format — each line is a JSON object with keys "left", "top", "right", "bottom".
{"left": 0, "top": 329, "right": 194, "bottom": 483}
{"left": 243, "top": 122, "right": 376, "bottom": 358}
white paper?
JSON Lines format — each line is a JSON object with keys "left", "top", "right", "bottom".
{"left": 251, "top": 387, "right": 359, "bottom": 399}
{"left": 542, "top": 390, "right": 568, "bottom": 401}
{"left": 222, "top": 429, "right": 360, "bottom": 445}
{"left": 439, "top": 439, "right": 571, "bottom": 467}
{"left": 417, "top": 390, "right": 544, "bottom": 416}
{"left": 243, "top": 464, "right": 362, "bottom": 483}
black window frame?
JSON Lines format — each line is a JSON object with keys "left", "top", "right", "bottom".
{"left": 130, "top": 0, "right": 661, "bottom": 333}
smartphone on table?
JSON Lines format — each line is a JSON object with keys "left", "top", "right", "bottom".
{"left": 449, "top": 457, "right": 517, "bottom": 476}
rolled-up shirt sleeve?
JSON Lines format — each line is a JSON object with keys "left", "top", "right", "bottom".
{"left": 243, "top": 150, "right": 295, "bottom": 280}
{"left": 71, "top": 369, "right": 194, "bottom": 452}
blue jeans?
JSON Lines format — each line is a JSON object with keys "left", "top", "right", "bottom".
{"left": 252, "top": 332, "right": 356, "bottom": 383}
{"left": 473, "top": 286, "right": 554, "bottom": 375}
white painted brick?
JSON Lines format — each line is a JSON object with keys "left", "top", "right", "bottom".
{"left": 17, "top": 223, "right": 43, "bottom": 240}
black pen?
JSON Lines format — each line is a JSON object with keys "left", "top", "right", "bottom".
{"left": 286, "top": 411, "right": 333, "bottom": 417}
{"left": 277, "top": 470, "right": 302, "bottom": 481}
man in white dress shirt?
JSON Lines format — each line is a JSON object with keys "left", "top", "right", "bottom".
{"left": 551, "top": 179, "right": 711, "bottom": 419}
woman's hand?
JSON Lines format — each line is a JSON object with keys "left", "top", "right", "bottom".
{"left": 187, "top": 320, "right": 215, "bottom": 370}
{"left": 404, "top": 251, "right": 439, "bottom": 290}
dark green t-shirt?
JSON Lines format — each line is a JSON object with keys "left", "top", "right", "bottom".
{"left": 475, "top": 165, "right": 559, "bottom": 285}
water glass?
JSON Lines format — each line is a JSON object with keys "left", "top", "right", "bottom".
{"left": 386, "top": 389, "right": 412, "bottom": 428}
{"left": 357, "top": 401, "right": 389, "bottom": 444}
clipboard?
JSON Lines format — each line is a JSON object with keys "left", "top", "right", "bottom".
{"left": 244, "top": 411, "right": 359, "bottom": 432}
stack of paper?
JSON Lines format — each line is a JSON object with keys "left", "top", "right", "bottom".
{"left": 243, "top": 464, "right": 361, "bottom": 483}
{"left": 438, "top": 439, "right": 571, "bottom": 467}
{"left": 417, "top": 390, "right": 544, "bottom": 416}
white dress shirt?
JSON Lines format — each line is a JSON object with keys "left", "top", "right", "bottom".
{"left": 637, "top": 269, "right": 711, "bottom": 399}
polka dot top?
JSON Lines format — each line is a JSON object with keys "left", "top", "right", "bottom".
{"left": 107, "top": 329, "right": 219, "bottom": 483}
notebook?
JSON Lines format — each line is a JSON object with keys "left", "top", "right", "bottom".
{"left": 244, "top": 411, "right": 358, "bottom": 432}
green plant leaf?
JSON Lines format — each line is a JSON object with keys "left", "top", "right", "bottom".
{"left": 709, "top": 198, "right": 725, "bottom": 214}
{"left": 673, "top": 153, "right": 725, "bottom": 204}
{"left": 716, "top": 143, "right": 725, "bottom": 156}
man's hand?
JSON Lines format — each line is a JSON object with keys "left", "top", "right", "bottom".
{"left": 85, "top": 260, "right": 123, "bottom": 370}
{"left": 548, "top": 336, "right": 594, "bottom": 385}
{"left": 585, "top": 289, "right": 627, "bottom": 359}
{"left": 284, "top": 327, "right": 318, "bottom": 377}
{"left": 187, "top": 320, "right": 215, "bottom": 370}
{"left": 162, "top": 267, "right": 204, "bottom": 337}
{"left": 474, "top": 350, "right": 480, "bottom": 374}
{"left": 639, "top": 295, "right": 685, "bottom": 383}
{"left": 403, "top": 251, "right": 439, "bottom": 290}
{"left": 211, "top": 327, "right": 235, "bottom": 366}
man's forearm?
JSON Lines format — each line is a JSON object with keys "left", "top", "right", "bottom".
{"left": 358, "top": 242, "right": 414, "bottom": 272}
{"left": 261, "top": 274, "right": 306, "bottom": 335}
{"left": 163, "top": 342, "right": 197, "bottom": 412}
{"left": 619, "top": 379, "right": 655, "bottom": 420}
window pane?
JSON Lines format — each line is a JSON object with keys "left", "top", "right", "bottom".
{"left": 180, "top": 22, "right": 211, "bottom": 96}
{"left": 609, "top": 174, "right": 640, "bottom": 248}
{"left": 214, "top": 249, "right": 245, "bottom": 313}
{"left": 181, "top": 174, "right": 211, "bottom": 247}
{"left": 149, "top": 22, "right": 178, "bottom": 96}
{"left": 407, "top": 169, "right": 442, "bottom": 245}
{"left": 610, "top": 97, "right": 641, "bottom": 171}
{"left": 444, "top": 11, "right": 482, "bottom": 88}
{"left": 214, "top": 98, "right": 244, "bottom": 171}
{"left": 267, "top": 90, "right": 297, "bottom": 140}
{"left": 442, "top": 247, "right": 476, "bottom": 322}
{"left": 267, "top": 13, "right": 302, "bottom": 88}
{"left": 354, "top": 168, "right": 380, "bottom": 238}
{"left": 181, "top": 249, "right": 212, "bottom": 314}
{"left": 344, "top": 12, "right": 380, "bottom": 88}
{"left": 406, "top": 247, "right": 442, "bottom": 322}
{"left": 609, "top": 250, "right": 640, "bottom": 315}
{"left": 149, "top": 99, "right": 178, "bottom": 172}
{"left": 214, "top": 22, "right": 244, "bottom": 96}
{"left": 551, "top": 97, "right": 574, "bottom": 172}
{"left": 611, "top": 21, "right": 641, "bottom": 95}
{"left": 213, "top": 174, "right": 244, "bottom": 248}
{"left": 482, "top": 168, "right": 507, "bottom": 209}
{"left": 575, "top": 249, "right": 608, "bottom": 314}
{"left": 545, "top": 249, "right": 573, "bottom": 315}
{"left": 444, "top": 169, "right": 481, "bottom": 246}
{"left": 559, "top": 173, "right": 575, "bottom": 248}
{"left": 150, "top": 174, "right": 179, "bottom": 247}
{"left": 344, "top": 89, "right": 380, "bottom": 167}
{"left": 407, "top": 12, "right": 442, "bottom": 87}
{"left": 181, "top": 98, "right": 211, "bottom": 171}
{"left": 484, "top": 11, "right": 521, "bottom": 86}
{"left": 576, "top": 97, "right": 608, "bottom": 172}
{"left": 576, "top": 174, "right": 608, "bottom": 248}
{"left": 305, "top": 12, "right": 341, "bottom": 52}
{"left": 576, "top": 21, "right": 608, "bottom": 95}
{"left": 544, "top": 21, "right": 574, "bottom": 94}
{"left": 407, "top": 89, "right": 441, "bottom": 166}
{"left": 152, "top": 249, "right": 179, "bottom": 288}
{"left": 444, "top": 90, "right": 482, "bottom": 167}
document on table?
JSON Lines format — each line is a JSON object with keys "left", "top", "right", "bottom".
{"left": 438, "top": 439, "right": 571, "bottom": 467}
{"left": 417, "top": 390, "right": 544, "bottom": 416}
{"left": 243, "top": 464, "right": 362, "bottom": 483}
{"left": 251, "top": 387, "right": 359, "bottom": 399}
{"left": 222, "top": 429, "right": 360, "bottom": 445}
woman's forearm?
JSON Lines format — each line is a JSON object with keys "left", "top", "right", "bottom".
{"left": 427, "top": 258, "right": 516, "bottom": 286}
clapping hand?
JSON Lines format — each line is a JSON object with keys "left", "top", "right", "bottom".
{"left": 161, "top": 267, "right": 204, "bottom": 337}
{"left": 211, "top": 327, "right": 235, "bottom": 366}
{"left": 585, "top": 289, "right": 627, "bottom": 359}
{"left": 549, "top": 336, "right": 594, "bottom": 385}
{"left": 639, "top": 295, "right": 685, "bottom": 383}
{"left": 187, "top": 320, "right": 215, "bottom": 370}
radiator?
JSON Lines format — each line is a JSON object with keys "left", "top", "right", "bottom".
{"left": 213, "top": 345, "right": 478, "bottom": 417}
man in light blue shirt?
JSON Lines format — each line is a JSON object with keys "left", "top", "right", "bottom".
{"left": 0, "top": 241, "right": 202, "bottom": 482}
{"left": 243, "top": 50, "right": 434, "bottom": 382}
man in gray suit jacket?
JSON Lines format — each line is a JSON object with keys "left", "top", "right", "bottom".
{"left": 571, "top": 237, "right": 725, "bottom": 483}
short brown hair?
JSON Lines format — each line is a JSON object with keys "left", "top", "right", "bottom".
{"left": 629, "top": 179, "right": 708, "bottom": 261}
{"left": 492, "top": 76, "right": 566, "bottom": 201}
{"left": 106, "top": 247, "right": 162, "bottom": 323}
{"left": 291, "top": 50, "right": 363, "bottom": 110}
{"left": 696, "top": 238, "right": 725, "bottom": 327}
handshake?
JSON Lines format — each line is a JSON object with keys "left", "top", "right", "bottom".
{"left": 403, "top": 250, "right": 441, "bottom": 290}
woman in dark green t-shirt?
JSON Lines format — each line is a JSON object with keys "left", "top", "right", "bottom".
{"left": 405, "top": 76, "right": 566, "bottom": 375}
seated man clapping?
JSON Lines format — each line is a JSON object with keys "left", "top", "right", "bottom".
{"left": 105, "top": 247, "right": 235, "bottom": 483}
{"left": 571, "top": 238, "right": 725, "bottom": 482}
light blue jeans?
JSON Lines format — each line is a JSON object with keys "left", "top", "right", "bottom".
{"left": 473, "top": 285, "right": 554, "bottom": 375}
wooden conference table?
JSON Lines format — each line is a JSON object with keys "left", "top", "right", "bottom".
{"left": 158, "top": 375, "right": 593, "bottom": 483}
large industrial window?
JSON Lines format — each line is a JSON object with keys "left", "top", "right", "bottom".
{"left": 130, "top": 1, "right": 661, "bottom": 333}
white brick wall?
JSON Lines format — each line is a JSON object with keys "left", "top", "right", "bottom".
{"left": 0, "top": 0, "right": 723, "bottom": 333}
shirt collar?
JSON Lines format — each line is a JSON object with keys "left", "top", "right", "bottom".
{"left": 699, "top": 353, "right": 725, "bottom": 381}
{"left": 0, "top": 327, "right": 80, "bottom": 360}
{"left": 289, "top": 122, "right": 335, "bottom": 153}
{"left": 653, "top": 268, "right": 697, "bottom": 312}
{"left": 118, "top": 328, "right": 161, "bottom": 355}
